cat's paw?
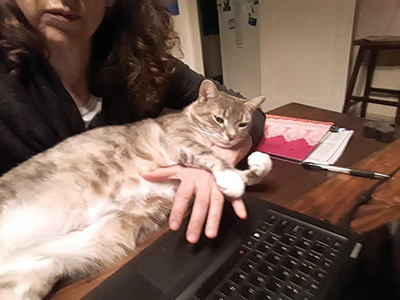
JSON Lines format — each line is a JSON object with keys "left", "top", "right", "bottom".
{"left": 214, "top": 170, "right": 245, "bottom": 198}
{"left": 247, "top": 151, "right": 273, "bottom": 177}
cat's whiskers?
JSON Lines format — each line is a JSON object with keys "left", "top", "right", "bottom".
{"left": 189, "top": 125, "right": 223, "bottom": 140}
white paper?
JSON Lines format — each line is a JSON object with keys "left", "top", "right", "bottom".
{"left": 304, "top": 130, "right": 354, "bottom": 165}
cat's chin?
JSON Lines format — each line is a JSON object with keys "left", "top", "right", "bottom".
{"left": 213, "top": 141, "right": 240, "bottom": 149}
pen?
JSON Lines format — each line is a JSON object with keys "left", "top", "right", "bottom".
{"left": 302, "top": 162, "right": 390, "bottom": 179}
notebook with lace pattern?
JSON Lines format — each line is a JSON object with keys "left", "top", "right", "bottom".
{"left": 256, "top": 115, "right": 334, "bottom": 162}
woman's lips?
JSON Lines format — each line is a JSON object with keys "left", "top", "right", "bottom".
{"left": 44, "top": 10, "right": 81, "bottom": 22}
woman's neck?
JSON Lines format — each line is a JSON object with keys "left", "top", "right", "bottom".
{"left": 48, "top": 41, "right": 92, "bottom": 108}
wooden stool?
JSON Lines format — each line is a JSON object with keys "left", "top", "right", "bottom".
{"left": 342, "top": 36, "right": 400, "bottom": 125}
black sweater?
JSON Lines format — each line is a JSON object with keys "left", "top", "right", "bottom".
{"left": 0, "top": 58, "right": 265, "bottom": 175}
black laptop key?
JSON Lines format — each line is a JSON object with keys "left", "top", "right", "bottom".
{"left": 321, "top": 259, "right": 333, "bottom": 272}
{"left": 274, "top": 243, "right": 289, "bottom": 255}
{"left": 305, "top": 281, "right": 320, "bottom": 295}
{"left": 283, "top": 284, "right": 301, "bottom": 299}
{"left": 288, "top": 224, "right": 304, "bottom": 236}
{"left": 264, "top": 278, "right": 282, "bottom": 293}
{"left": 281, "top": 234, "right": 296, "bottom": 246}
{"left": 296, "top": 239, "right": 311, "bottom": 250}
{"left": 264, "top": 213, "right": 277, "bottom": 225}
{"left": 248, "top": 250, "right": 264, "bottom": 263}
{"left": 288, "top": 247, "right": 305, "bottom": 260}
{"left": 317, "top": 233, "right": 334, "bottom": 246}
{"left": 326, "top": 249, "right": 339, "bottom": 262}
{"left": 249, "top": 273, "right": 265, "bottom": 287}
{"left": 305, "top": 252, "right": 321, "bottom": 264}
{"left": 332, "top": 240, "right": 343, "bottom": 251}
{"left": 258, "top": 222, "right": 271, "bottom": 233}
{"left": 238, "top": 284, "right": 256, "bottom": 298}
{"left": 298, "top": 261, "right": 314, "bottom": 275}
{"left": 264, "top": 235, "right": 278, "bottom": 245}
{"left": 254, "top": 291, "right": 274, "bottom": 300}
{"left": 265, "top": 252, "right": 281, "bottom": 264}
{"left": 219, "top": 282, "right": 237, "bottom": 296}
{"left": 311, "top": 242, "right": 326, "bottom": 254}
{"left": 252, "top": 230, "right": 263, "bottom": 241}
{"left": 243, "top": 238, "right": 257, "bottom": 249}
{"left": 208, "top": 294, "right": 226, "bottom": 300}
{"left": 271, "top": 219, "right": 290, "bottom": 235}
{"left": 290, "top": 273, "right": 307, "bottom": 287}
{"left": 281, "top": 257, "right": 298, "bottom": 270}
{"left": 256, "top": 241, "right": 271, "bottom": 253}
{"left": 257, "top": 261, "right": 274, "bottom": 276}
{"left": 302, "top": 229, "right": 316, "bottom": 240}
{"left": 273, "top": 267, "right": 290, "bottom": 281}
{"left": 239, "top": 260, "right": 256, "bottom": 273}
{"left": 230, "top": 271, "right": 247, "bottom": 285}
{"left": 295, "top": 293, "right": 313, "bottom": 300}
{"left": 313, "top": 270, "right": 326, "bottom": 283}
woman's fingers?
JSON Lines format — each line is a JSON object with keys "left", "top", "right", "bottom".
{"left": 185, "top": 182, "right": 211, "bottom": 243}
{"left": 230, "top": 198, "right": 248, "bottom": 219}
{"left": 141, "top": 166, "right": 247, "bottom": 243}
{"left": 204, "top": 184, "right": 225, "bottom": 239}
{"left": 168, "top": 177, "right": 195, "bottom": 231}
{"left": 140, "top": 165, "right": 182, "bottom": 181}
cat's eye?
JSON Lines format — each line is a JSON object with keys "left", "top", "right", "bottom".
{"left": 214, "top": 115, "right": 224, "bottom": 124}
{"left": 238, "top": 122, "right": 248, "bottom": 128}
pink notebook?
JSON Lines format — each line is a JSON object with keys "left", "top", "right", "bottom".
{"left": 256, "top": 115, "right": 333, "bottom": 162}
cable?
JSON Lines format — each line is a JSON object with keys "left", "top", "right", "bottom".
{"left": 338, "top": 167, "right": 400, "bottom": 229}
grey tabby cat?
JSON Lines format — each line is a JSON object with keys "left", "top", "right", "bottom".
{"left": 0, "top": 80, "right": 272, "bottom": 300}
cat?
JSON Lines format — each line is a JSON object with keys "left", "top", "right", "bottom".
{"left": 0, "top": 80, "right": 272, "bottom": 300}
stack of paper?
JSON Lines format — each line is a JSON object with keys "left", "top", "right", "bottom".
{"left": 304, "top": 130, "right": 354, "bottom": 165}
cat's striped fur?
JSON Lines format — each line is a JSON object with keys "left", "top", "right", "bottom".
{"left": 0, "top": 80, "right": 272, "bottom": 299}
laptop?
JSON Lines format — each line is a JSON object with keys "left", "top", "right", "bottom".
{"left": 83, "top": 194, "right": 362, "bottom": 300}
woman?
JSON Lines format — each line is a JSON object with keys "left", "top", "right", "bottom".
{"left": 0, "top": 0, "right": 265, "bottom": 243}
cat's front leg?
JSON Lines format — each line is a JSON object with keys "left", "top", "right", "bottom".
{"left": 242, "top": 151, "right": 273, "bottom": 186}
{"left": 171, "top": 140, "right": 246, "bottom": 198}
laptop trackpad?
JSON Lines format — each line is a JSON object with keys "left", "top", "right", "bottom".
{"left": 83, "top": 204, "right": 251, "bottom": 300}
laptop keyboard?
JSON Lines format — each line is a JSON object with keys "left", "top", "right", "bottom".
{"left": 203, "top": 210, "right": 350, "bottom": 300}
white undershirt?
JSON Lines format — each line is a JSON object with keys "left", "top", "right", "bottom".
{"left": 78, "top": 95, "right": 102, "bottom": 128}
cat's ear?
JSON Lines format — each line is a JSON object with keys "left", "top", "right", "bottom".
{"left": 245, "top": 96, "right": 266, "bottom": 111}
{"left": 198, "top": 80, "right": 219, "bottom": 102}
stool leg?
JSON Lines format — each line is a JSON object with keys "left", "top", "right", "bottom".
{"left": 396, "top": 95, "right": 400, "bottom": 125}
{"left": 343, "top": 46, "right": 366, "bottom": 113}
{"left": 361, "top": 49, "right": 377, "bottom": 118}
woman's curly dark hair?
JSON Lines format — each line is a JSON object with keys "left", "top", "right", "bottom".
{"left": 0, "top": 0, "right": 180, "bottom": 109}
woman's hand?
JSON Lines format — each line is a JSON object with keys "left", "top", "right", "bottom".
{"left": 140, "top": 136, "right": 252, "bottom": 243}
{"left": 140, "top": 166, "right": 247, "bottom": 243}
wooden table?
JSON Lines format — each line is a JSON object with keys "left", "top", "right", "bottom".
{"left": 50, "top": 103, "right": 400, "bottom": 300}
{"left": 248, "top": 103, "right": 400, "bottom": 232}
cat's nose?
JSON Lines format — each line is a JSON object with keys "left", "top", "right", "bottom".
{"left": 227, "top": 134, "right": 235, "bottom": 141}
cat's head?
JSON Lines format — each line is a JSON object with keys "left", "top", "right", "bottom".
{"left": 187, "top": 80, "right": 265, "bottom": 148}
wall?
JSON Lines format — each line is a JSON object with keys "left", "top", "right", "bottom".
{"left": 171, "top": 0, "right": 204, "bottom": 75}
{"left": 259, "top": 0, "right": 356, "bottom": 112}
